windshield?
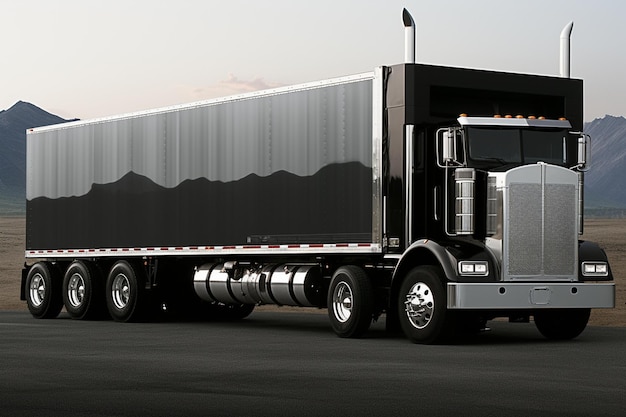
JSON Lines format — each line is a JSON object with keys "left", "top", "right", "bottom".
{"left": 466, "top": 127, "right": 568, "bottom": 169}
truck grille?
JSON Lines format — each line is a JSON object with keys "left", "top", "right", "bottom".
{"left": 503, "top": 164, "right": 578, "bottom": 281}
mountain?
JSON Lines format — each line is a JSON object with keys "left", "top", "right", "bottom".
{"left": 0, "top": 101, "right": 74, "bottom": 214}
{"left": 584, "top": 115, "right": 626, "bottom": 216}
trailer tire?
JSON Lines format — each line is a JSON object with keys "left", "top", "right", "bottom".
{"left": 397, "top": 265, "right": 453, "bottom": 344}
{"left": 63, "top": 261, "right": 104, "bottom": 320}
{"left": 534, "top": 308, "right": 590, "bottom": 340}
{"left": 25, "top": 262, "right": 63, "bottom": 319}
{"left": 106, "top": 261, "right": 148, "bottom": 322}
{"left": 327, "top": 266, "right": 373, "bottom": 338}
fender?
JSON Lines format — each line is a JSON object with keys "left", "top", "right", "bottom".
{"left": 391, "top": 239, "right": 458, "bottom": 286}
{"left": 578, "top": 240, "right": 613, "bottom": 281}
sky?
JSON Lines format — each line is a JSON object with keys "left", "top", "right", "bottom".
{"left": 1, "top": 0, "right": 624, "bottom": 122}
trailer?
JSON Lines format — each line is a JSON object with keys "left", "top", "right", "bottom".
{"left": 22, "top": 10, "right": 614, "bottom": 343}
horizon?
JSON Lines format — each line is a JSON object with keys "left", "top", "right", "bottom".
{"left": 2, "top": 0, "right": 625, "bottom": 122}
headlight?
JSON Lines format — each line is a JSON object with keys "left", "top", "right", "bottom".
{"left": 581, "top": 261, "right": 608, "bottom": 277}
{"left": 458, "top": 261, "right": 489, "bottom": 276}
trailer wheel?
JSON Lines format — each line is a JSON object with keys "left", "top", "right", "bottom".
{"left": 63, "top": 261, "right": 104, "bottom": 320}
{"left": 25, "top": 262, "right": 63, "bottom": 319}
{"left": 106, "top": 261, "right": 147, "bottom": 322}
{"left": 397, "top": 265, "right": 453, "bottom": 344}
{"left": 534, "top": 308, "right": 590, "bottom": 340}
{"left": 327, "top": 266, "right": 373, "bottom": 338}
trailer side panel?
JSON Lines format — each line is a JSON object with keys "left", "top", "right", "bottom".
{"left": 27, "top": 77, "right": 375, "bottom": 250}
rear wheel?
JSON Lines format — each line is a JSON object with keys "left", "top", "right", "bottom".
{"left": 106, "top": 261, "right": 149, "bottom": 322}
{"left": 397, "top": 265, "right": 453, "bottom": 344}
{"left": 63, "top": 261, "right": 104, "bottom": 320}
{"left": 327, "top": 266, "right": 373, "bottom": 338}
{"left": 534, "top": 308, "right": 590, "bottom": 340}
{"left": 25, "top": 262, "right": 63, "bottom": 319}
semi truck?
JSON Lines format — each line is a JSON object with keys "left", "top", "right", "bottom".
{"left": 21, "top": 9, "right": 614, "bottom": 343}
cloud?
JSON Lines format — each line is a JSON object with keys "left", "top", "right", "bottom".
{"left": 191, "top": 74, "right": 285, "bottom": 99}
{"left": 219, "top": 73, "right": 283, "bottom": 92}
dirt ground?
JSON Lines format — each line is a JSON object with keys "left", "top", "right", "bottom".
{"left": 1, "top": 217, "right": 623, "bottom": 326}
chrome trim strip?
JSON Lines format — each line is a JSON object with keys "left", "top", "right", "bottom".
{"left": 405, "top": 124, "right": 415, "bottom": 247}
{"left": 26, "top": 243, "right": 383, "bottom": 259}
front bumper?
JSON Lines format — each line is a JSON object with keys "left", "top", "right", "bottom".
{"left": 447, "top": 282, "right": 615, "bottom": 309}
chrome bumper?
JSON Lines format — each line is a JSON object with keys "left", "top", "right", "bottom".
{"left": 447, "top": 282, "right": 615, "bottom": 309}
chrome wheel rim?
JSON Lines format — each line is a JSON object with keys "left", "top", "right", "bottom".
{"left": 29, "top": 273, "right": 46, "bottom": 307}
{"left": 404, "top": 281, "right": 434, "bottom": 329}
{"left": 67, "top": 273, "right": 85, "bottom": 308}
{"left": 111, "top": 274, "right": 130, "bottom": 310}
{"left": 332, "top": 281, "right": 353, "bottom": 323}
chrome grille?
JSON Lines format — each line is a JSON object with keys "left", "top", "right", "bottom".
{"left": 503, "top": 164, "right": 578, "bottom": 281}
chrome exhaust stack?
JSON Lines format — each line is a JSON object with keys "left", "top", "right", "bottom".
{"left": 402, "top": 8, "right": 416, "bottom": 64}
{"left": 560, "top": 21, "right": 574, "bottom": 78}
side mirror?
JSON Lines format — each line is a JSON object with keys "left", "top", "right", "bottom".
{"left": 443, "top": 130, "right": 455, "bottom": 164}
{"left": 437, "top": 127, "right": 464, "bottom": 167}
{"left": 576, "top": 134, "right": 591, "bottom": 171}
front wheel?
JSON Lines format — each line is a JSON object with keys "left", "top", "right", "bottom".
{"left": 327, "top": 266, "right": 373, "bottom": 338}
{"left": 534, "top": 308, "right": 590, "bottom": 340}
{"left": 397, "top": 265, "right": 453, "bottom": 344}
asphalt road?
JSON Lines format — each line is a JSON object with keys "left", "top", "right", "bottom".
{"left": 1, "top": 310, "right": 624, "bottom": 417}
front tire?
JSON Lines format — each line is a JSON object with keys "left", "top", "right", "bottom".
{"left": 25, "top": 262, "right": 63, "bottom": 319}
{"left": 534, "top": 308, "right": 590, "bottom": 340}
{"left": 397, "top": 265, "right": 453, "bottom": 344}
{"left": 327, "top": 266, "right": 373, "bottom": 338}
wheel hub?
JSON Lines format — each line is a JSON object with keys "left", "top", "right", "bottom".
{"left": 29, "top": 273, "right": 46, "bottom": 307}
{"left": 332, "top": 281, "right": 353, "bottom": 323}
{"left": 404, "top": 281, "right": 434, "bottom": 329}
{"left": 112, "top": 274, "right": 131, "bottom": 310}
{"left": 67, "top": 273, "right": 86, "bottom": 308}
